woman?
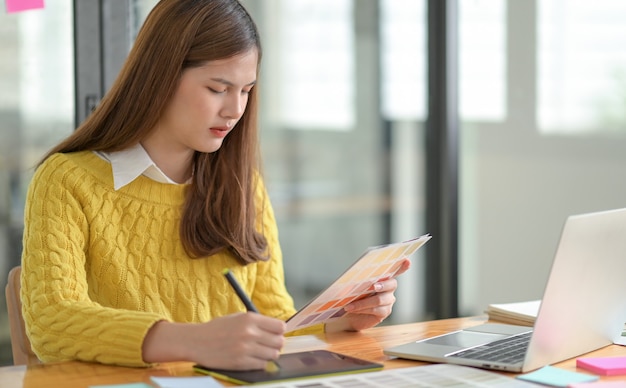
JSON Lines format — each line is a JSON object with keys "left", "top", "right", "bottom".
{"left": 20, "top": 0, "right": 409, "bottom": 370}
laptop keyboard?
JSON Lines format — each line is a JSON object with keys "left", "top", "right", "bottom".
{"left": 451, "top": 331, "right": 532, "bottom": 364}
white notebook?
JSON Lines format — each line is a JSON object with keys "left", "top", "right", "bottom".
{"left": 485, "top": 300, "right": 541, "bottom": 326}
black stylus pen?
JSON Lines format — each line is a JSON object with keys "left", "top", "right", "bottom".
{"left": 223, "top": 268, "right": 259, "bottom": 313}
{"left": 222, "top": 268, "right": 280, "bottom": 372}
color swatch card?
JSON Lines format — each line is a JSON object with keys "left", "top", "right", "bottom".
{"left": 577, "top": 356, "right": 626, "bottom": 376}
{"left": 286, "top": 234, "right": 431, "bottom": 332}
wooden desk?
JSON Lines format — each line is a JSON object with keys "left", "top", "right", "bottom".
{"left": 1, "top": 316, "right": 625, "bottom": 387}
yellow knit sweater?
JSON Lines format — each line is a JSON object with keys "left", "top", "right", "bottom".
{"left": 21, "top": 151, "right": 319, "bottom": 367}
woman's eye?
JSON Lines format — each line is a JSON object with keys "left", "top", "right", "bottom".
{"left": 208, "top": 87, "right": 226, "bottom": 94}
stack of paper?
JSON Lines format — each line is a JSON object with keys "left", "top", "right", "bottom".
{"left": 485, "top": 300, "right": 541, "bottom": 326}
{"left": 486, "top": 301, "right": 626, "bottom": 344}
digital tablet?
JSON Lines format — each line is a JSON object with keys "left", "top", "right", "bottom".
{"left": 193, "top": 350, "right": 384, "bottom": 385}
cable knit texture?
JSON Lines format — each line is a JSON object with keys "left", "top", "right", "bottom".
{"left": 21, "top": 151, "right": 321, "bottom": 367}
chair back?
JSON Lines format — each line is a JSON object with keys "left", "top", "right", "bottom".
{"left": 5, "top": 266, "right": 40, "bottom": 365}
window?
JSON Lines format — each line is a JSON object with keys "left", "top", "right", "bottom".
{"left": 277, "top": 0, "right": 355, "bottom": 130}
{"left": 0, "top": 3, "right": 75, "bottom": 365}
{"left": 538, "top": 0, "right": 626, "bottom": 134}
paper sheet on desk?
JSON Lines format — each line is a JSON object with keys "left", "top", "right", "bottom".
{"left": 238, "top": 363, "right": 538, "bottom": 387}
{"left": 151, "top": 376, "right": 222, "bottom": 388}
{"left": 282, "top": 335, "right": 328, "bottom": 354}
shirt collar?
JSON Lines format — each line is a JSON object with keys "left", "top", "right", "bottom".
{"left": 95, "top": 143, "right": 179, "bottom": 190}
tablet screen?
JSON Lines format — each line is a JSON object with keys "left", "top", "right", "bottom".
{"left": 194, "top": 350, "right": 383, "bottom": 385}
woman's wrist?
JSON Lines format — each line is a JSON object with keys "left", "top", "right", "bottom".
{"left": 142, "top": 320, "right": 193, "bottom": 363}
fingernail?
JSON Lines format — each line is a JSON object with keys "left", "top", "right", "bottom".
{"left": 374, "top": 283, "right": 383, "bottom": 292}
{"left": 265, "top": 360, "right": 280, "bottom": 373}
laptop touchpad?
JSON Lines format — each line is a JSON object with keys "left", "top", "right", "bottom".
{"left": 421, "top": 331, "right": 509, "bottom": 348}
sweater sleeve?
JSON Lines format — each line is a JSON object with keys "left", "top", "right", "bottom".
{"left": 21, "top": 155, "right": 163, "bottom": 367}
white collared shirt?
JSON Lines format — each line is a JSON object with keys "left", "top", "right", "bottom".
{"left": 94, "top": 143, "right": 181, "bottom": 190}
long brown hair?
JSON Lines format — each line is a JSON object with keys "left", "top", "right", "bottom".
{"left": 41, "top": 0, "right": 268, "bottom": 264}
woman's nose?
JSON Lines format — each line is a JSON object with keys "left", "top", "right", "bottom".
{"left": 222, "top": 93, "right": 246, "bottom": 119}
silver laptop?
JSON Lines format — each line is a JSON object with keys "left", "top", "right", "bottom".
{"left": 384, "top": 207, "right": 626, "bottom": 373}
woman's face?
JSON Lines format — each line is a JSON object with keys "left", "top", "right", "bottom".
{"left": 151, "top": 49, "right": 258, "bottom": 156}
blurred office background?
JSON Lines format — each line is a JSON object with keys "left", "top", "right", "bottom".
{"left": 1, "top": 0, "right": 625, "bottom": 365}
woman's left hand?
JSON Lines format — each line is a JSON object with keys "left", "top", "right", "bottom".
{"left": 327, "top": 258, "right": 411, "bottom": 332}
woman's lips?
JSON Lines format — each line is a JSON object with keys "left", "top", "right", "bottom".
{"left": 209, "top": 127, "right": 229, "bottom": 138}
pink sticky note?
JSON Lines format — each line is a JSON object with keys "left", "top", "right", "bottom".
{"left": 577, "top": 356, "right": 626, "bottom": 376}
{"left": 6, "top": 0, "right": 45, "bottom": 14}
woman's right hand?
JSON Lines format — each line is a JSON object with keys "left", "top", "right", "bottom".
{"left": 142, "top": 312, "right": 286, "bottom": 370}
